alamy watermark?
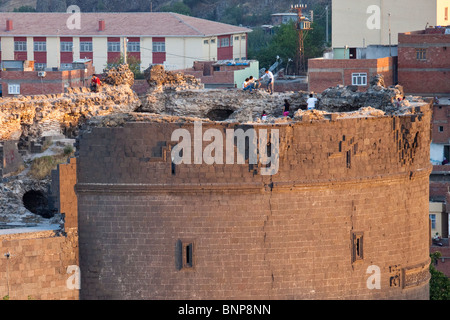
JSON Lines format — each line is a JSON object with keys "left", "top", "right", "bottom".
{"left": 66, "top": 265, "right": 80, "bottom": 290}
{"left": 366, "top": 5, "right": 381, "bottom": 30}
{"left": 66, "top": 5, "right": 81, "bottom": 30}
{"left": 170, "top": 122, "right": 280, "bottom": 176}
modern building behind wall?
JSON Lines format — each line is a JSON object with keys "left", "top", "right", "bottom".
{"left": 0, "top": 12, "right": 250, "bottom": 74}
{"left": 332, "top": 0, "right": 449, "bottom": 58}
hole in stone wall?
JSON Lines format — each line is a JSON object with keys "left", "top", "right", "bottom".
{"left": 22, "top": 190, "right": 54, "bottom": 219}
{"left": 206, "top": 108, "right": 234, "bottom": 121}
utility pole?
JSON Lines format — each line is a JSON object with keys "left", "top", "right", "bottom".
{"left": 388, "top": 13, "right": 392, "bottom": 57}
{"left": 290, "top": 3, "right": 312, "bottom": 75}
{"left": 325, "top": 5, "right": 329, "bottom": 44}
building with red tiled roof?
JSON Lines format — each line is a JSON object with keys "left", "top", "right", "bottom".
{"left": 0, "top": 12, "right": 251, "bottom": 75}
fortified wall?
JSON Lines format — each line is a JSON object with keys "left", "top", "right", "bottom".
{"left": 0, "top": 65, "right": 137, "bottom": 300}
{"left": 75, "top": 99, "right": 432, "bottom": 299}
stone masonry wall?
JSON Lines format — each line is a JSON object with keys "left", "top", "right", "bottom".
{"left": 0, "top": 229, "right": 79, "bottom": 300}
{"left": 0, "top": 158, "right": 79, "bottom": 300}
{"left": 0, "top": 140, "right": 23, "bottom": 177}
{"left": 75, "top": 102, "right": 432, "bottom": 300}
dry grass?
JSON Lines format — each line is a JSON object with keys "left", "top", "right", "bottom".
{"left": 29, "top": 152, "right": 73, "bottom": 179}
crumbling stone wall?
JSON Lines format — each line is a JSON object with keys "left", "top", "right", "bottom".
{"left": 0, "top": 148, "right": 79, "bottom": 300}
{"left": 0, "top": 140, "right": 23, "bottom": 177}
{"left": 0, "top": 65, "right": 141, "bottom": 143}
{"left": 75, "top": 101, "right": 432, "bottom": 300}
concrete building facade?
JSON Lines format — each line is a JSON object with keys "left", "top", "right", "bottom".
{"left": 0, "top": 12, "right": 250, "bottom": 74}
{"left": 332, "top": 0, "right": 449, "bottom": 57}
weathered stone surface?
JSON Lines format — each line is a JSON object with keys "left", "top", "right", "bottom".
{"left": 144, "top": 64, "right": 203, "bottom": 91}
{"left": 318, "top": 75, "right": 406, "bottom": 113}
{"left": 103, "top": 64, "right": 135, "bottom": 86}
{"left": 0, "top": 66, "right": 140, "bottom": 143}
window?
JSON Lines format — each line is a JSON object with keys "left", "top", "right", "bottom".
{"left": 80, "top": 41, "right": 92, "bottom": 52}
{"left": 241, "top": 35, "right": 246, "bottom": 40}
{"left": 439, "top": 126, "right": 444, "bottom": 132}
{"left": 230, "top": 36, "right": 233, "bottom": 46}
{"left": 430, "top": 214, "right": 436, "bottom": 229}
{"left": 184, "top": 243, "right": 193, "bottom": 268}
{"left": 175, "top": 240, "right": 194, "bottom": 270}
{"left": 35, "top": 63, "right": 46, "bottom": 70}
{"left": 203, "top": 39, "right": 209, "bottom": 44}
{"left": 14, "top": 41, "right": 27, "bottom": 51}
{"left": 152, "top": 42, "right": 165, "bottom": 52}
{"left": 127, "top": 41, "right": 140, "bottom": 52}
{"left": 60, "top": 41, "right": 73, "bottom": 52}
{"left": 352, "top": 73, "right": 367, "bottom": 86}
{"left": 351, "top": 232, "right": 364, "bottom": 263}
{"left": 60, "top": 63, "right": 72, "bottom": 70}
{"left": 220, "top": 37, "right": 229, "bottom": 47}
{"left": 34, "top": 41, "right": 46, "bottom": 52}
{"left": 210, "top": 38, "right": 216, "bottom": 44}
{"left": 416, "top": 48, "right": 426, "bottom": 60}
{"left": 8, "top": 84, "right": 20, "bottom": 95}
{"left": 234, "top": 36, "right": 239, "bottom": 41}
{"left": 108, "top": 41, "right": 120, "bottom": 52}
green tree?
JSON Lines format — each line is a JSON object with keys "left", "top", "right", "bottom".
{"left": 13, "top": 5, "right": 36, "bottom": 12}
{"left": 430, "top": 252, "right": 450, "bottom": 300}
{"left": 248, "top": 3, "right": 329, "bottom": 73}
{"left": 106, "top": 54, "right": 143, "bottom": 78}
{"left": 248, "top": 22, "right": 298, "bottom": 72}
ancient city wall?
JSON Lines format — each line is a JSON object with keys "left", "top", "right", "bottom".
{"left": 75, "top": 102, "right": 432, "bottom": 300}
{"left": 0, "top": 229, "right": 78, "bottom": 300}
{"left": 0, "top": 158, "right": 79, "bottom": 300}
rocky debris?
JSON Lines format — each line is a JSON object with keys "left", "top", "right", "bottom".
{"left": 140, "top": 85, "right": 312, "bottom": 121}
{"left": 293, "top": 109, "right": 329, "bottom": 121}
{"left": 0, "top": 66, "right": 141, "bottom": 143}
{"left": 139, "top": 71, "right": 422, "bottom": 122}
{"left": 0, "top": 175, "right": 61, "bottom": 226}
{"left": 370, "top": 74, "right": 386, "bottom": 87}
{"left": 317, "top": 74, "right": 406, "bottom": 113}
{"left": 103, "top": 64, "right": 135, "bottom": 86}
{"left": 144, "top": 64, "right": 204, "bottom": 92}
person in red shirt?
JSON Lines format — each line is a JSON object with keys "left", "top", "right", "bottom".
{"left": 90, "top": 74, "right": 101, "bottom": 92}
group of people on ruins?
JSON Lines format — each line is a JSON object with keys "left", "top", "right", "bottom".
{"left": 241, "top": 67, "right": 320, "bottom": 122}
{"left": 242, "top": 69, "right": 274, "bottom": 95}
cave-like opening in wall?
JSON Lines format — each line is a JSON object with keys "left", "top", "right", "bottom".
{"left": 206, "top": 108, "right": 234, "bottom": 121}
{"left": 22, "top": 190, "right": 54, "bottom": 219}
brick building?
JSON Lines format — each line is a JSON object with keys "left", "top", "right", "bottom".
{"left": 1, "top": 59, "right": 94, "bottom": 97}
{"left": 0, "top": 12, "right": 250, "bottom": 74}
{"left": 308, "top": 56, "right": 397, "bottom": 93}
{"left": 398, "top": 27, "right": 450, "bottom": 95}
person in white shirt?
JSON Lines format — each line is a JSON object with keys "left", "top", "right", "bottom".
{"left": 242, "top": 78, "right": 254, "bottom": 92}
{"left": 259, "top": 70, "right": 274, "bottom": 95}
{"left": 306, "top": 93, "right": 318, "bottom": 110}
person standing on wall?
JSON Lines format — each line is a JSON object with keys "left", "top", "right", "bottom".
{"left": 306, "top": 93, "right": 318, "bottom": 110}
{"left": 259, "top": 69, "right": 274, "bottom": 95}
{"left": 283, "top": 99, "right": 290, "bottom": 117}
